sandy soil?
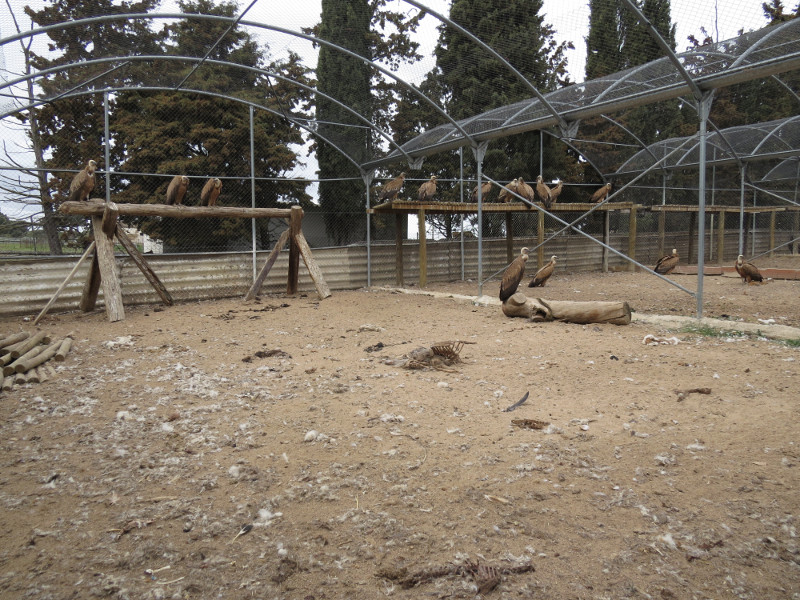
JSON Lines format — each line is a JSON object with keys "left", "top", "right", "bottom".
{"left": 1, "top": 259, "right": 799, "bottom": 599}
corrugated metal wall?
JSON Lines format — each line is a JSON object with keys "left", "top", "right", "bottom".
{"left": 0, "top": 231, "right": 793, "bottom": 318}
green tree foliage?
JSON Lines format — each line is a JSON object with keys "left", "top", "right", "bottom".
{"left": 314, "top": 0, "right": 423, "bottom": 245}
{"left": 0, "top": 212, "right": 30, "bottom": 237}
{"left": 24, "top": 0, "right": 164, "bottom": 253}
{"left": 113, "top": 0, "right": 312, "bottom": 251}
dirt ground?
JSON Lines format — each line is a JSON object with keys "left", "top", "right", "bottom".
{"left": 1, "top": 257, "right": 799, "bottom": 599}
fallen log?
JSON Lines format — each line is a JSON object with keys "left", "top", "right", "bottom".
{"left": 0, "top": 332, "right": 29, "bottom": 350}
{"left": 7, "top": 331, "right": 50, "bottom": 359}
{"left": 14, "top": 340, "right": 63, "bottom": 374}
{"left": 55, "top": 337, "right": 73, "bottom": 362}
{"left": 502, "top": 293, "right": 631, "bottom": 325}
{"left": 4, "top": 345, "right": 44, "bottom": 376}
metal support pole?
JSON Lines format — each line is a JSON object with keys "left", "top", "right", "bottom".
{"left": 696, "top": 95, "right": 712, "bottom": 319}
{"left": 103, "top": 92, "right": 111, "bottom": 203}
{"left": 459, "top": 147, "right": 465, "bottom": 280}
{"left": 739, "top": 167, "right": 746, "bottom": 255}
{"left": 362, "top": 170, "right": 375, "bottom": 287}
{"left": 249, "top": 106, "right": 256, "bottom": 282}
{"left": 539, "top": 130, "right": 544, "bottom": 176}
{"left": 472, "top": 142, "right": 488, "bottom": 296}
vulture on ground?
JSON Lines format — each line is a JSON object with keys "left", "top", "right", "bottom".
{"left": 535, "top": 175, "right": 551, "bottom": 206}
{"left": 379, "top": 172, "right": 405, "bottom": 202}
{"left": 590, "top": 182, "right": 613, "bottom": 204}
{"left": 68, "top": 160, "right": 97, "bottom": 202}
{"left": 200, "top": 177, "right": 222, "bottom": 206}
{"left": 470, "top": 181, "right": 493, "bottom": 203}
{"left": 497, "top": 178, "right": 518, "bottom": 203}
{"left": 500, "top": 247, "right": 529, "bottom": 302}
{"left": 517, "top": 178, "right": 536, "bottom": 203}
{"left": 735, "top": 254, "right": 764, "bottom": 284}
{"left": 528, "top": 255, "right": 557, "bottom": 287}
{"left": 418, "top": 175, "right": 437, "bottom": 202}
{"left": 654, "top": 248, "right": 679, "bottom": 274}
{"left": 166, "top": 175, "right": 189, "bottom": 205}
{"left": 546, "top": 179, "right": 563, "bottom": 209}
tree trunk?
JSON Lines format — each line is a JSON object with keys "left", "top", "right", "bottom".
{"left": 501, "top": 293, "right": 631, "bottom": 325}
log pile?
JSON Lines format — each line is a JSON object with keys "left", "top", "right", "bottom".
{"left": 0, "top": 331, "right": 74, "bottom": 393}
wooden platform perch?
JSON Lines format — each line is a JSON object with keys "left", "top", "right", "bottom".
{"left": 501, "top": 293, "right": 631, "bottom": 325}
{"left": 47, "top": 200, "right": 330, "bottom": 323}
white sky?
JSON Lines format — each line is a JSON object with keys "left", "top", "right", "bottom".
{"left": 0, "top": 0, "right": 774, "bottom": 220}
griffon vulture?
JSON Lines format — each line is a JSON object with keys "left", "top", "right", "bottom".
{"left": 654, "top": 248, "right": 679, "bottom": 274}
{"left": 379, "top": 172, "right": 405, "bottom": 202}
{"left": 200, "top": 177, "right": 222, "bottom": 206}
{"left": 535, "top": 175, "right": 551, "bottom": 206}
{"left": 548, "top": 179, "right": 563, "bottom": 208}
{"left": 497, "top": 178, "right": 518, "bottom": 203}
{"left": 470, "top": 181, "right": 493, "bottom": 203}
{"left": 418, "top": 175, "right": 437, "bottom": 202}
{"left": 517, "top": 178, "right": 536, "bottom": 203}
{"left": 500, "top": 247, "right": 529, "bottom": 302}
{"left": 528, "top": 255, "right": 557, "bottom": 287}
{"left": 735, "top": 254, "right": 764, "bottom": 284}
{"left": 590, "top": 182, "right": 613, "bottom": 204}
{"left": 68, "top": 160, "right": 97, "bottom": 202}
{"left": 166, "top": 175, "right": 189, "bottom": 206}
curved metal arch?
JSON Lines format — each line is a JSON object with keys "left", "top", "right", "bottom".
{"left": 540, "top": 129, "right": 609, "bottom": 182}
{"left": 0, "top": 11, "right": 477, "bottom": 152}
{"left": 0, "top": 54, "right": 414, "bottom": 164}
{"left": 730, "top": 18, "right": 800, "bottom": 69}
{"left": 3, "top": 85, "right": 366, "bottom": 172}
{"left": 401, "top": 0, "right": 570, "bottom": 134}
{"left": 750, "top": 115, "right": 800, "bottom": 155}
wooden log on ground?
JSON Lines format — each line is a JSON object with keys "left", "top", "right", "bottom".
{"left": 244, "top": 229, "right": 290, "bottom": 301}
{"left": 60, "top": 200, "right": 296, "bottom": 220}
{"left": 35, "top": 366, "right": 49, "bottom": 383}
{"left": 14, "top": 340, "right": 63, "bottom": 374}
{"left": 55, "top": 338, "right": 73, "bottom": 362}
{"left": 2, "top": 374, "right": 13, "bottom": 391}
{"left": 295, "top": 231, "right": 331, "bottom": 300}
{"left": 114, "top": 224, "right": 173, "bottom": 306}
{"left": 26, "top": 369, "right": 40, "bottom": 384}
{"left": 0, "top": 332, "right": 29, "bottom": 350}
{"left": 45, "top": 364, "right": 57, "bottom": 379}
{"left": 0, "top": 373, "right": 4, "bottom": 391}
{"left": 34, "top": 241, "right": 97, "bottom": 325}
{"left": 4, "top": 345, "right": 45, "bottom": 376}
{"left": 13, "top": 372, "right": 26, "bottom": 385}
{"left": 7, "top": 331, "right": 49, "bottom": 359}
{"left": 501, "top": 293, "right": 631, "bottom": 325}
{"left": 1, "top": 352, "right": 16, "bottom": 367}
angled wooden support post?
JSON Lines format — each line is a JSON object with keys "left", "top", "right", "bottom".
{"left": 245, "top": 229, "right": 290, "bottom": 300}
{"left": 287, "top": 205, "right": 302, "bottom": 295}
{"left": 295, "top": 231, "right": 331, "bottom": 300}
{"left": 114, "top": 223, "right": 173, "bottom": 306}
{"left": 33, "top": 241, "right": 96, "bottom": 326}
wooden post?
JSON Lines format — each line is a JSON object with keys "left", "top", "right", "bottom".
{"left": 418, "top": 208, "right": 427, "bottom": 288}
{"left": 603, "top": 209, "right": 610, "bottom": 273}
{"left": 395, "top": 213, "right": 404, "bottom": 287}
{"left": 33, "top": 241, "right": 97, "bottom": 325}
{"left": 80, "top": 249, "right": 101, "bottom": 312}
{"left": 769, "top": 211, "right": 776, "bottom": 258}
{"left": 537, "top": 210, "right": 545, "bottom": 269}
{"left": 657, "top": 210, "right": 666, "bottom": 258}
{"left": 114, "top": 224, "right": 173, "bottom": 306}
{"left": 687, "top": 211, "right": 696, "bottom": 265}
{"left": 717, "top": 209, "right": 726, "bottom": 265}
{"left": 295, "top": 231, "right": 331, "bottom": 300}
{"left": 286, "top": 206, "right": 302, "bottom": 295}
{"left": 101, "top": 201, "right": 119, "bottom": 238}
{"left": 91, "top": 215, "right": 125, "bottom": 322}
{"left": 628, "top": 205, "right": 637, "bottom": 271}
{"left": 244, "top": 229, "right": 290, "bottom": 300}
{"left": 505, "top": 213, "right": 514, "bottom": 264}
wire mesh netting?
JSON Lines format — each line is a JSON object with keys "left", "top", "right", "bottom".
{"left": 1, "top": 0, "right": 798, "bottom": 305}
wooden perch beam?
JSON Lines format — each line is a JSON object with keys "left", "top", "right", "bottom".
{"left": 60, "top": 200, "right": 298, "bottom": 220}
{"left": 502, "top": 293, "right": 631, "bottom": 325}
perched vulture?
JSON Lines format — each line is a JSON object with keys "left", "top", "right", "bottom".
{"left": 497, "top": 178, "right": 518, "bottom": 203}
{"left": 165, "top": 175, "right": 189, "bottom": 205}
{"left": 379, "top": 172, "right": 405, "bottom": 202}
{"left": 500, "top": 247, "right": 529, "bottom": 302}
{"left": 418, "top": 175, "right": 437, "bottom": 202}
{"left": 590, "top": 182, "right": 613, "bottom": 204}
{"left": 654, "top": 248, "right": 679, "bottom": 274}
{"left": 535, "top": 175, "right": 551, "bottom": 206}
{"left": 200, "top": 177, "right": 222, "bottom": 206}
{"left": 517, "top": 178, "right": 536, "bottom": 203}
{"left": 548, "top": 179, "right": 563, "bottom": 208}
{"left": 68, "top": 160, "right": 97, "bottom": 202}
{"left": 470, "top": 181, "right": 493, "bottom": 203}
{"left": 735, "top": 254, "right": 764, "bottom": 284}
{"left": 528, "top": 255, "right": 557, "bottom": 287}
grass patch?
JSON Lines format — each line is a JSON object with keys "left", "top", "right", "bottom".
{"left": 681, "top": 324, "right": 748, "bottom": 338}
